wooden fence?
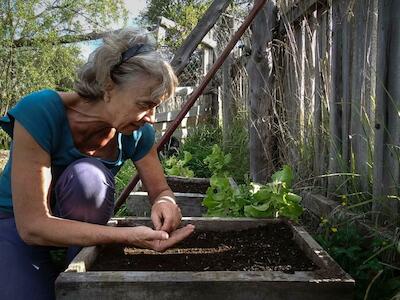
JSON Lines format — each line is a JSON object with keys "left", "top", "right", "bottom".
{"left": 152, "top": 0, "right": 399, "bottom": 221}
{"left": 153, "top": 14, "right": 249, "bottom": 142}
{"left": 256, "top": 0, "right": 399, "bottom": 221}
{"left": 154, "top": 87, "right": 214, "bottom": 140}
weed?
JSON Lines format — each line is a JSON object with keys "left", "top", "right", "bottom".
{"left": 315, "top": 220, "right": 400, "bottom": 300}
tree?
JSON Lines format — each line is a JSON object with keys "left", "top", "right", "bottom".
{"left": 141, "top": 0, "right": 211, "bottom": 49}
{"left": 0, "top": 0, "right": 128, "bottom": 148}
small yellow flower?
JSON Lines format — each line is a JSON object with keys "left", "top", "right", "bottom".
{"left": 341, "top": 201, "right": 347, "bottom": 206}
{"left": 331, "top": 227, "right": 338, "bottom": 233}
{"left": 320, "top": 218, "right": 328, "bottom": 224}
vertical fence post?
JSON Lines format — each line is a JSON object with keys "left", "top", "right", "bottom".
{"left": 247, "top": 0, "right": 278, "bottom": 182}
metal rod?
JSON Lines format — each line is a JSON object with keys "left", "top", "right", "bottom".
{"left": 114, "top": 0, "right": 268, "bottom": 213}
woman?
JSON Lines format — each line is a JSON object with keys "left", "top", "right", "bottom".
{"left": 0, "top": 28, "right": 194, "bottom": 299}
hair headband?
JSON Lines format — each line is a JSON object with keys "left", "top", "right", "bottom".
{"left": 116, "top": 43, "right": 154, "bottom": 67}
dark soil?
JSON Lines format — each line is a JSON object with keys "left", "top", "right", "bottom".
{"left": 90, "top": 223, "right": 317, "bottom": 273}
{"left": 166, "top": 178, "right": 210, "bottom": 194}
{"left": 167, "top": 181, "right": 209, "bottom": 194}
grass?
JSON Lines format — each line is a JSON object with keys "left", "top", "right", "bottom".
{"left": 114, "top": 159, "right": 136, "bottom": 197}
{"left": 114, "top": 160, "right": 136, "bottom": 217}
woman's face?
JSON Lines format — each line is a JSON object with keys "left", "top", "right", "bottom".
{"left": 106, "top": 75, "right": 163, "bottom": 135}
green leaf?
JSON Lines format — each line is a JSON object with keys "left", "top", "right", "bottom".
{"left": 271, "top": 165, "right": 293, "bottom": 188}
{"left": 202, "top": 194, "right": 219, "bottom": 209}
{"left": 251, "top": 202, "right": 272, "bottom": 211}
{"left": 244, "top": 205, "right": 273, "bottom": 218}
{"left": 253, "top": 188, "right": 272, "bottom": 202}
{"left": 278, "top": 203, "right": 303, "bottom": 221}
{"left": 285, "top": 192, "right": 302, "bottom": 203}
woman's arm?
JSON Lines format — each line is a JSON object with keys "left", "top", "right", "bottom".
{"left": 11, "top": 121, "right": 191, "bottom": 250}
{"left": 134, "top": 145, "right": 182, "bottom": 232}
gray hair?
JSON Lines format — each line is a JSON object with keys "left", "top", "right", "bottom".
{"left": 74, "top": 28, "right": 178, "bottom": 101}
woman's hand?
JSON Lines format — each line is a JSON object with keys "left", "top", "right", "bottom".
{"left": 151, "top": 196, "right": 182, "bottom": 233}
{"left": 123, "top": 224, "right": 194, "bottom": 252}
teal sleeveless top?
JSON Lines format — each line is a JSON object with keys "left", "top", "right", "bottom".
{"left": 0, "top": 89, "right": 155, "bottom": 213}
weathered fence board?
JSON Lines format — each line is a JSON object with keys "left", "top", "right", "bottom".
{"left": 251, "top": 0, "right": 399, "bottom": 220}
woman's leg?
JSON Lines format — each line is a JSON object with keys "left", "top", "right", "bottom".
{"left": 0, "top": 217, "right": 59, "bottom": 300}
{"left": 0, "top": 158, "right": 115, "bottom": 300}
{"left": 53, "top": 158, "right": 115, "bottom": 261}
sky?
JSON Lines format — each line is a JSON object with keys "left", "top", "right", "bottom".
{"left": 124, "top": 0, "right": 147, "bottom": 18}
{"left": 79, "top": 0, "right": 148, "bottom": 59}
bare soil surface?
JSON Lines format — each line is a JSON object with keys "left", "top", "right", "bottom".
{"left": 166, "top": 177, "right": 210, "bottom": 194}
{"left": 90, "top": 223, "right": 317, "bottom": 272}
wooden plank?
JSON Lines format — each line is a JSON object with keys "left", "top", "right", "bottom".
{"left": 56, "top": 272, "right": 354, "bottom": 300}
{"left": 279, "top": 0, "right": 329, "bottom": 33}
{"left": 313, "top": 8, "right": 323, "bottom": 181}
{"left": 350, "top": 0, "right": 369, "bottom": 193}
{"left": 247, "top": 0, "right": 279, "bottom": 182}
{"left": 126, "top": 192, "right": 206, "bottom": 217}
{"left": 65, "top": 246, "right": 99, "bottom": 273}
{"left": 170, "top": 0, "right": 231, "bottom": 75}
{"left": 341, "top": 0, "right": 351, "bottom": 188}
{"left": 372, "top": 0, "right": 390, "bottom": 211}
{"left": 328, "top": 0, "right": 343, "bottom": 193}
{"left": 114, "top": 217, "right": 281, "bottom": 231}
{"left": 301, "top": 192, "right": 396, "bottom": 241}
{"left": 155, "top": 103, "right": 211, "bottom": 123}
{"left": 377, "top": 0, "right": 400, "bottom": 219}
{"left": 319, "top": 6, "right": 329, "bottom": 192}
{"left": 222, "top": 53, "right": 235, "bottom": 145}
{"left": 291, "top": 222, "right": 354, "bottom": 281}
{"left": 313, "top": 7, "right": 324, "bottom": 180}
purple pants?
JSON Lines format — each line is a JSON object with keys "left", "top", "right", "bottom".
{"left": 0, "top": 158, "right": 115, "bottom": 300}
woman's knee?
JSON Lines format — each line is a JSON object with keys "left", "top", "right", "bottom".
{"left": 54, "top": 158, "right": 115, "bottom": 224}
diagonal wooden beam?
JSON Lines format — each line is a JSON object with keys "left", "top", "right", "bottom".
{"left": 170, "top": 0, "right": 232, "bottom": 75}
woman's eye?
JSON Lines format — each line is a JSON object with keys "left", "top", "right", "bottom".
{"left": 139, "top": 102, "right": 157, "bottom": 110}
{"left": 137, "top": 103, "right": 149, "bottom": 109}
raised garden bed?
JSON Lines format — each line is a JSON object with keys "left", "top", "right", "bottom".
{"left": 165, "top": 176, "right": 210, "bottom": 194}
{"left": 127, "top": 176, "right": 210, "bottom": 217}
{"left": 56, "top": 217, "right": 354, "bottom": 300}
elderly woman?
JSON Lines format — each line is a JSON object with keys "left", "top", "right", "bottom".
{"left": 0, "top": 28, "right": 194, "bottom": 299}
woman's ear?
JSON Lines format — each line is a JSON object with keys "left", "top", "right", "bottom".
{"left": 104, "top": 90, "right": 111, "bottom": 103}
{"left": 104, "top": 80, "right": 115, "bottom": 103}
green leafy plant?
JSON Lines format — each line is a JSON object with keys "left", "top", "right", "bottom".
{"left": 163, "top": 151, "right": 194, "bottom": 177}
{"left": 179, "top": 124, "right": 223, "bottom": 178}
{"left": 202, "top": 145, "right": 303, "bottom": 221}
{"left": 115, "top": 160, "right": 136, "bottom": 197}
{"left": 315, "top": 221, "right": 400, "bottom": 300}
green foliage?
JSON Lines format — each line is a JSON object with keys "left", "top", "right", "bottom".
{"left": 203, "top": 144, "right": 231, "bottom": 176}
{"left": 162, "top": 151, "right": 194, "bottom": 177}
{"left": 115, "top": 160, "right": 136, "bottom": 196}
{"left": 178, "top": 121, "right": 249, "bottom": 182}
{"left": 316, "top": 221, "right": 400, "bottom": 300}
{"left": 114, "top": 204, "right": 130, "bottom": 217}
{"left": 179, "top": 124, "right": 223, "bottom": 178}
{"left": 0, "top": 0, "right": 128, "bottom": 146}
{"left": 141, "top": 0, "right": 211, "bottom": 49}
{"left": 222, "top": 116, "right": 250, "bottom": 184}
{"left": 202, "top": 145, "right": 303, "bottom": 221}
